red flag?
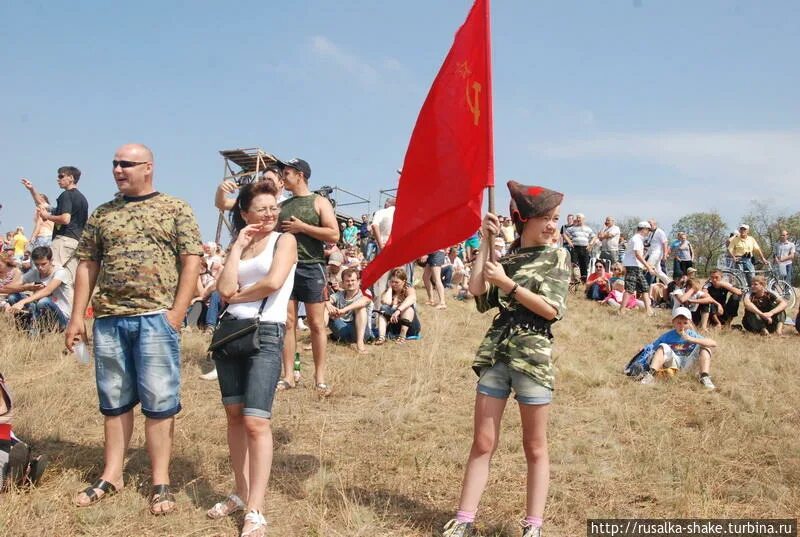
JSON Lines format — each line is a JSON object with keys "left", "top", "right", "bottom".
{"left": 361, "top": 0, "right": 494, "bottom": 291}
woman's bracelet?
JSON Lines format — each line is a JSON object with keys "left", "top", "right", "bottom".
{"left": 508, "top": 283, "right": 519, "bottom": 298}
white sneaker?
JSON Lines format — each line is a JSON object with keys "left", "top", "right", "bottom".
{"left": 199, "top": 368, "right": 218, "bottom": 381}
{"left": 297, "top": 318, "right": 309, "bottom": 331}
{"left": 699, "top": 375, "right": 715, "bottom": 390}
{"left": 639, "top": 371, "right": 655, "bottom": 385}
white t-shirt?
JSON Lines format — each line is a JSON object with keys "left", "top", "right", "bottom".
{"left": 444, "top": 255, "right": 465, "bottom": 272}
{"left": 226, "top": 232, "right": 296, "bottom": 322}
{"left": 776, "top": 240, "right": 795, "bottom": 271}
{"left": 601, "top": 225, "right": 620, "bottom": 250}
{"left": 22, "top": 264, "right": 73, "bottom": 318}
{"left": 647, "top": 228, "right": 668, "bottom": 257}
{"left": 371, "top": 206, "right": 395, "bottom": 245}
{"left": 623, "top": 234, "right": 645, "bottom": 268}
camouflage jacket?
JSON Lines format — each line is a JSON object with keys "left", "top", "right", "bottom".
{"left": 474, "top": 245, "right": 570, "bottom": 390}
{"left": 76, "top": 192, "right": 203, "bottom": 317}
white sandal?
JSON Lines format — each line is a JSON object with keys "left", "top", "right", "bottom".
{"left": 206, "top": 493, "right": 245, "bottom": 519}
{"left": 241, "top": 510, "right": 267, "bottom": 537}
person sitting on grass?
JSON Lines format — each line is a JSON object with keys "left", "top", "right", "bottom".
{"left": 585, "top": 261, "right": 610, "bottom": 301}
{"left": 602, "top": 279, "right": 644, "bottom": 310}
{"left": 635, "top": 307, "right": 717, "bottom": 390}
{"left": 702, "top": 269, "right": 743, "bottom": 329}
{"left": 375, "top": 268, "right": 420, "bottom": 344}
{"left": 671, "top": 276, "right": 720, "bottom": 329}
{"left": 742, "top": 275, "right": 788, "bottom": 336}
{"left": 608, "top": 262, "right": 625, "bottom": 287}
{"left": 3, "top": 246, "right": 73, "bottom": 334}
{"left": 326, "top": 267, "right": 373, "bottom": 354}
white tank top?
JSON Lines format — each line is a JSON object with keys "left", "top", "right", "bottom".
{"left": 226, "top": 232, "right": 296, "bottom": 323}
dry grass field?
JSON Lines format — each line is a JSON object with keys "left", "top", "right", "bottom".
{"left": 1, "top": 291, "right": 798, "bottom": 536}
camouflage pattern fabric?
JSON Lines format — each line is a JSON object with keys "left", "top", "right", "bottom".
{"left": 474, "top": 245, "right": 570, "bottom": 390}
{"left": 76, "top": 193, "right": 203, "bottom": 317}
{"left": 278, "top": 193, "right": 325, "bottom": 264}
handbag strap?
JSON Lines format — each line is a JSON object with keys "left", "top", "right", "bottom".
{"left": 216, "top": 232, "right": 282, "bottom": 323}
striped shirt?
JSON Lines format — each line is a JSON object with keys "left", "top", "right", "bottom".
{"left": 565, "top": 225, "right": 596, "bottom": 247}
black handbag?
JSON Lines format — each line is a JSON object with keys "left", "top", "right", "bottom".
{"left": 208, "top": 298, "right": 268, "bottom": 359}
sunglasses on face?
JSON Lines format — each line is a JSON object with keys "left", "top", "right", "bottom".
{"left": 113, "top": 160, "right": 148, "bottom": 169}
{"left": 57, "top": 174, "right": 65, "bottom": 179}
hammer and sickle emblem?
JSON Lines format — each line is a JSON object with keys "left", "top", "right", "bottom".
{"left": 466, "top": 81, "right": 481, "bottom": 126}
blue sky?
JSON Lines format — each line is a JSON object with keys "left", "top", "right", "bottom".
{"left": 2, "top": 0, "right": 799, "bottom": 241}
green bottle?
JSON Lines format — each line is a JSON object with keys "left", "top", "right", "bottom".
{"left": 293, "top": 352, "right": 301, "bottom": 382}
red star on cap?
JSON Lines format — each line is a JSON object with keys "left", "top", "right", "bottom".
{"left": 527, "top": 186, "right": 544, "bottom": 196}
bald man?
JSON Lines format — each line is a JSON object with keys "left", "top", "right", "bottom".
{"left": 65, "top": 144, "right": 203, "bottom": 514}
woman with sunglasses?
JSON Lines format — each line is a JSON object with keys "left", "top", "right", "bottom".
{"left": 206, "top": 181, "right": 297, "bottom": 537}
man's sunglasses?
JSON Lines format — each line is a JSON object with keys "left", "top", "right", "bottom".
{"left": 113, "top": 160, "right": 149, "bottom": 169}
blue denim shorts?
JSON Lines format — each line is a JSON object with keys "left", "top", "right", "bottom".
{"left": 93, "top": 312, "right": 182, "bottom": 418}
{"left": 214, "top": 322, "right": 284, "bottom": 419}
{"left": 477, "top": 361, "right": 552, "bottom": 405}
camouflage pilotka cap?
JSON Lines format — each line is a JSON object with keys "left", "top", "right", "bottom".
{"left": 507, "top": 180, "right": 564, "bottom": 222}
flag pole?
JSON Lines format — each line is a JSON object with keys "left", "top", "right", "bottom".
{"left": 487, "top": 185, "right": 496, "bottom": 262}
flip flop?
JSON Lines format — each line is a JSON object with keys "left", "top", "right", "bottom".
{"left": 315, "top": 383, "right": 333, "bottom": 397}
{"left": 276, "top": 380, "right": 295, "bottom": 391}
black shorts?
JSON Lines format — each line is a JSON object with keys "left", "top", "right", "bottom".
{"left": 291, "top": 263, "right": 328, "bottom": 304}
{"left": 624, "top": 266, "right": 649, "bottom": 294}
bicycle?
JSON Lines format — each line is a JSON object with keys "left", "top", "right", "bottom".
{"left": 716, "top": 256, "right": 796, "bottom": 311}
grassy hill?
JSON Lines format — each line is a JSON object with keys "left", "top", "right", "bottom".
{"left": 1, "top": 294, "right": 797, "bottom": 536}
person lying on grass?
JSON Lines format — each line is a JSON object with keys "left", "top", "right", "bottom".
{"left": 636, "top": 306, "right": 717, "bottom": 390}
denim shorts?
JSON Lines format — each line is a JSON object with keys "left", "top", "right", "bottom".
{"left": 214, "top": 322, "right": 284, "bottom": 419}
{"left": 477, "top": 361, "right": 552, "bottom": 405}
{"left": 93, "top": 312, "right": 182, "bottom": 418}
{"left": 426, "top": 250, "right": 446, "bottom": 267}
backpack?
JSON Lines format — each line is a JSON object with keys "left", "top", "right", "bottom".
{"left": 0, "top": 374, "right": 11, "bottom": 423}
{"left": 624, "top": 348, "right": 649, "bottom": 377}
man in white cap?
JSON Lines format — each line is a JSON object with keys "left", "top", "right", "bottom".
{"left": 621, "top": 221, "right": 656, "bottom": 315}
{"left": 645, "top": 219, "right": 669, "bottom": 285}
{"left": 728, "top": 224, "right": 767, "bottom": 286}
{"left": 636, "top": 306, "right": 717, "bottom": 389}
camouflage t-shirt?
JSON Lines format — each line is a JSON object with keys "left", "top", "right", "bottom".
{"left": 76, "top": 192, "right": 203, "bottom": 317}
{"left": 473, "top": 245, "right": 570, "bottom": 390}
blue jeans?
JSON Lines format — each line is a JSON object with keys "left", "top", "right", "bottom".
{"left": 781, "top": 264, "right": 793, "bottom": 285}
{"left": 441, "top": 264, "right": 454, "bottom": 288}
{"left": 329, "top": 317, "right": 372, "bottom": 343}
{"left": 93, "top": 313, "right": 182, "bottom": 418}
{"left": 28, "top": 296, "right": 69, "bottom": 330}
{"left": 205, "top": 292, "right": 223, "bottom": 327}
{"left": 735, "top": 258, "right": 755, "bottom": 286}
{"left": 6, "top": 294, "right": 68, "bottom": 333}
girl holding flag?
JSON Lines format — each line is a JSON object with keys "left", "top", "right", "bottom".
{"left": 442, "top": 181, "right": 569, "bottom": 537}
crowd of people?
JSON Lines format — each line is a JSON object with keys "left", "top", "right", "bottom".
{"left": 1, "top": 152, "right": 799, "bottom": 537}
